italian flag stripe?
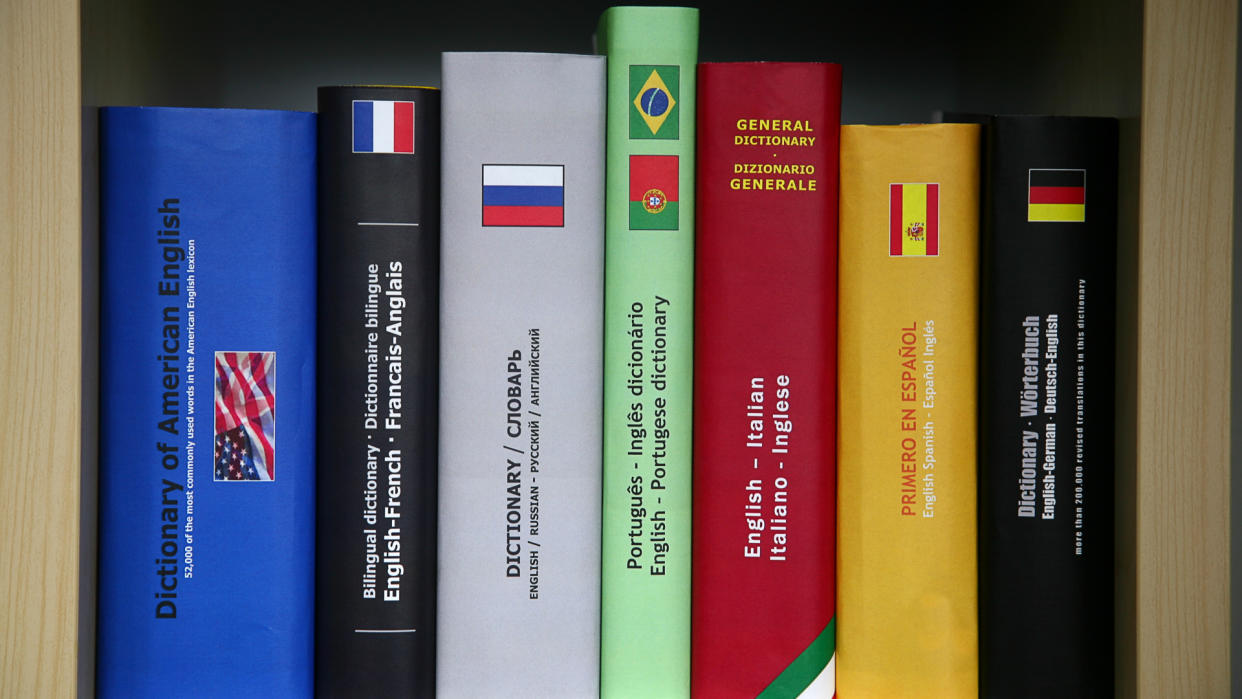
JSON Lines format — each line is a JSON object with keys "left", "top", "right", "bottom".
{"left": 757, "top": 618, "right": 835, "bottom": 698}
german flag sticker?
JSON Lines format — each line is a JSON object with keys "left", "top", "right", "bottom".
{"left": 1028, "top": 169, "right": 1086, "bottom": 222}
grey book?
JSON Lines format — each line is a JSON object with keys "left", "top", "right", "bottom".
{"left": 436, "top": 51, "right": 605, "bottom": 698}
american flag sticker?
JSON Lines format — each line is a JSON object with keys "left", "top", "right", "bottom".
{"left": 353, "top": 100, "right": 415, "bottom": 154}
{"left": 214, "top": 351, "right": 275, "bottom": 481}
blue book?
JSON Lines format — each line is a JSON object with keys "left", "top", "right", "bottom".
{"left": 97, "top": 107, "right": 316, "bottom": 698}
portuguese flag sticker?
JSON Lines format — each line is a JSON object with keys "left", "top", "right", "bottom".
{"left": 629, "top": 154, "right": 678, "bottom": 230}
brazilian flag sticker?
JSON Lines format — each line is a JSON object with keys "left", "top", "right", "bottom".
{"left": 630, "top": 65, "right": 679, "bottom": 140}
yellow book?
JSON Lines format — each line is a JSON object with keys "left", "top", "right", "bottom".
{"left": 837, "top": 123, "right": 980, "bottom": 698}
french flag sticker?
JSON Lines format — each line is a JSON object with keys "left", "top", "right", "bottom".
{"left": 353, "top": 100, "right": 415, "bottom": 154}
{"left": 482, "top": 164, "right": 565, "bottom": 227}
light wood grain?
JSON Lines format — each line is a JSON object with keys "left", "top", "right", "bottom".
{"left": 0, "top": 0, "right": 82, "bottom": 696}
{"left": 1138, "top": 0, "right": 1235, "bottom": 695}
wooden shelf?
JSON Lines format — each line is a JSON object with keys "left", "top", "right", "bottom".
{"left": 1, "top": 0, "right": 83, "bottom": 696}
{"left": 1134, "top": 0, "right": 1235, "bottom": 694}
{"left": 0, "top": 0, "right": 1231, "bottom": 695}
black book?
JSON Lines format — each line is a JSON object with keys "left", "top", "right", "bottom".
{"left": 315, "top": 85, "right": 440, "bottom": 697}
{"left": 976, "top": 115, "right": 1118, "bottom": 698}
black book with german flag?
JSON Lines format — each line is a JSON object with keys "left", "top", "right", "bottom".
{"left": 975, "top": 115, "right": 1118, "bottom": 698}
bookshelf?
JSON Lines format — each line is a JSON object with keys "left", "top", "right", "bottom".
{"left": 0, "top": 0, "right": 1232, "bottom": 695}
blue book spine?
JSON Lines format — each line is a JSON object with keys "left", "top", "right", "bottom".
{"left": 97, "top": 107, "right": 316, "bottom": 698}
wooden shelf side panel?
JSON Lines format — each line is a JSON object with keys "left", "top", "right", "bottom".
{"left": 1137, "top": 0, "right": 1236, "bottom": 696}
{"left": 0, "top": 0, "right": 83, "bottom": 696}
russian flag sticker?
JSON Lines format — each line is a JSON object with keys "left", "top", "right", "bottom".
{"left": 353, "top": 100, "right": 415, "bottom": 154}
{"left": 482, "top": 164, "right": 565, "bottom": 227}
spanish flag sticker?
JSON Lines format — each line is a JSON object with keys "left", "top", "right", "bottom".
{"left": 889, "top": 182, "right": 939, "bottom": 256}
{"left": 1028, "top": 168, "right": 1086, "bottom": 222}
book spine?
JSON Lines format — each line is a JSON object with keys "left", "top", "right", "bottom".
{"left": 315, "top": 86, "right": 440, "bottom": 697}
{"left": 436, "top": 52, "right": 605, "bottom": 698}
{"left": 977, "top": 116, "right": 1118, "bottom": 698}
{"left": 596, "top": 7, "right": 698, "bottom": 698}
{"left": 691, "top": 62, "right": 841, "bottom": 699}
{"left": 97, "top": 106, "right": 316, "bottom": 698}
{"left": 836, "top": 123, "right": 981, "bottom": 698}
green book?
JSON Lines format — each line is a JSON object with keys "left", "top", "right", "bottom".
{"left": 596, "top": 6, "right": 698, "bottom": 698}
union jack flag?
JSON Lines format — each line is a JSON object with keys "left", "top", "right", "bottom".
{"left": 213, "top": 351, "right": 275, "bottom": 481}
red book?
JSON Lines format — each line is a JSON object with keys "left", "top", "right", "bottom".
{"left": 692, "top": 62, "right": 841, "bottom": 698}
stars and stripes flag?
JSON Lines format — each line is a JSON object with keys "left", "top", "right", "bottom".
{"left": 214, "top": 351, "right": 275, "bottom": 481}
